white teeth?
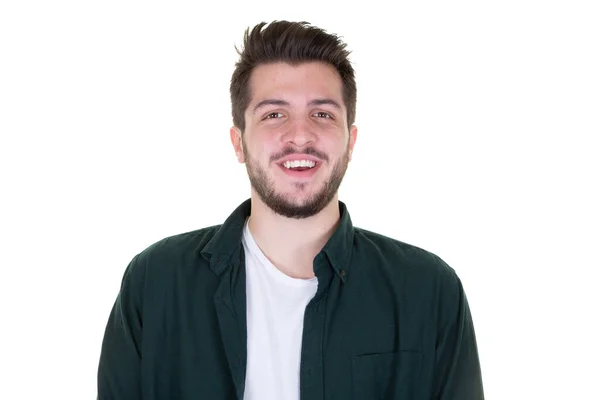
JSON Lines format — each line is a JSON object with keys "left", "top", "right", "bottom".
{"left": 283, "top": 160, "right": 316, "bottom": 169}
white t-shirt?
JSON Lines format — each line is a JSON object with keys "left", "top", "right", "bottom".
{"left": 241, "top": 217, "right": 319, "bottom": 400}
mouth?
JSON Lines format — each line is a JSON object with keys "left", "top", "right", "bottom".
{"left": 277, "top": 160, "right": 322, "bottom": 179}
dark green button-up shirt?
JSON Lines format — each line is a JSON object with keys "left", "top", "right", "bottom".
{"left": 98, "top": 198, "right": 484, "bottom": 399}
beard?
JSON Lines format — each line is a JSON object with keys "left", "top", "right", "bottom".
{"left": 242, "top": 138, "right": 350, "bottom": 219}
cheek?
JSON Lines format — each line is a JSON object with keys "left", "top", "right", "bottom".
{"left": 323, "top": 139, "right": 346, "bottom": 158}
{"left": 247, "top": 147, "right": 271, "bottom": 168}
{"left": 258, "top": 142, "right": 279, "bottom": 161}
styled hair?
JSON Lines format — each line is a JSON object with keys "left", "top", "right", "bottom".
{"left": 230, "top": 21, "right": 356, "bottom": 133}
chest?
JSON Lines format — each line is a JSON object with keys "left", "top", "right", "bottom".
{"left": 141, "top": 262, "right": 436, "bottom": 399}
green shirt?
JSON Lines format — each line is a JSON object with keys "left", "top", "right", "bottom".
{"left": 98, "top": 199, "right": 484, "bottom": 399}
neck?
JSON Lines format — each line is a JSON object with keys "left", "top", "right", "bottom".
{"left": 247, "top": 192, "right": 341, "bottom": 279}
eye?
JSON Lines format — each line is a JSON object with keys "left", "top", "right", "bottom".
{"left": 264, "top": 112, "right": 284, "bottom": 120}
{"left": 313, "top": 111, "right": 333, "bottom": 119}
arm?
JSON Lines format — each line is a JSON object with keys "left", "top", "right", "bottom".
{"left": 433, "top": 268, "right": 485, "bottom": 399}
{"left": 97, "top": 254, "right": 146, "bottom": 400}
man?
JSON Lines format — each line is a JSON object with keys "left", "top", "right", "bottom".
{"left": 98, "top": 20, "right": 485, "bottom": 399}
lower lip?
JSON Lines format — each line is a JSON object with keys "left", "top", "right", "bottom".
{"left": 278, "top": 162, "right": 321, "bottom": 178}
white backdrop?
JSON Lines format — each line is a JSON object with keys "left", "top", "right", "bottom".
{"left": 1, "top": 0, "right": 599, "bottom": 398}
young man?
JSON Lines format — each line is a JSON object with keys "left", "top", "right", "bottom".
{"left": 98, "top": 21, "right": 485, "bottom": 400}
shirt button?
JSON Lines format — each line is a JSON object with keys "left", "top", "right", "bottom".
{"left": 340, "top": 269, "right": 346, "bottom": 277}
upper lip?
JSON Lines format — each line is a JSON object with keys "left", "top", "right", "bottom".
{"left": 277, "top": 155, "right": 321, "bottom": 165}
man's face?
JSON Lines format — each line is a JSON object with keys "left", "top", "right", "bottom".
{"left": 231, "top": 61, "right": 357, "bottom": 219}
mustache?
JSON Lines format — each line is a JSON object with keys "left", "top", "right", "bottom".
{"left": 272, "top": 147, "right": 329, "bottom": 163}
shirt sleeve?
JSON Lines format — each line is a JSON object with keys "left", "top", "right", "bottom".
{"left": 97, "top": 254, "right": 146, "bottom": 400}
{"left": 433, "top": 266, "right": 485, "bottom": 399}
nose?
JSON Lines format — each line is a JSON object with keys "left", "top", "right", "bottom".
{"left": 281, "top": 117, "right": 317, "bottom": 147}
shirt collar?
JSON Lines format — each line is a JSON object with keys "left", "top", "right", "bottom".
{"left": 201, "top": 198, "right": 355, "bottom": 283}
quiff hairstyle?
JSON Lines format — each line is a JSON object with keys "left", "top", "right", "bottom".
{"left": 230, "top": 21, "right": 357, "bottom": 133}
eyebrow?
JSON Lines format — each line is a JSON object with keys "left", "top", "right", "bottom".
{"left": 253, "top": 98, "right": 343, "bottom": 114}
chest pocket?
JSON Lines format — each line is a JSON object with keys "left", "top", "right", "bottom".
{"left": 351, "top": 351, "right": 423, "bottom": 400}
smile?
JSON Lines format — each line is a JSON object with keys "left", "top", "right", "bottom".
{"left": 277, "top": 161, "right": 321, "bottom": 178}
{"left": 282, "top": 159, "right": 317, "bottom": 170}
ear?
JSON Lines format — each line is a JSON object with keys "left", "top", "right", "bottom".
{"left": 348, "top": 125, "right": 358, "bottom": 161}
{"left": 230, "top": 126, "right": 245, "bottom": 163}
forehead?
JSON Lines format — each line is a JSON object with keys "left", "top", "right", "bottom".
{"left": 248, "top": 61, "right": 344, "bottom": 105}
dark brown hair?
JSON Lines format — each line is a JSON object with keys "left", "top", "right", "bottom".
{"left": 230, "top": 21, "right": 356, "bottom": 133}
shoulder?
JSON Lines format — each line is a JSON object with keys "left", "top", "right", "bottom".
{"left": 352, "top": 227, "right": 466, "bottom": 318}
{"left": 124, "top": 224, "right": 222, "bottom": 279}
{"left": 352, "top": 227, "right": 459, "bottom": 285}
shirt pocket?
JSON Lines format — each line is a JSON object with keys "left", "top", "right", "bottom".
{"left": 351, "top": 350, "right": 423, "bottom": 400}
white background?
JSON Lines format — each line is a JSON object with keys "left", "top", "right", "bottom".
{"left": 1, "top": 0, "right": 599, "bottom": 398}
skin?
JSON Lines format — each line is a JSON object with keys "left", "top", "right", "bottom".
{"left": 230, "top": 61, "right": 358, "bottom": 279}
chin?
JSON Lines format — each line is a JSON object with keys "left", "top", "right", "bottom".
{"left": 275, "top": 190, "right": 314, "bottom": 202}
{"left": 281, "top": 183, "right": 321, "bottom": 196}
